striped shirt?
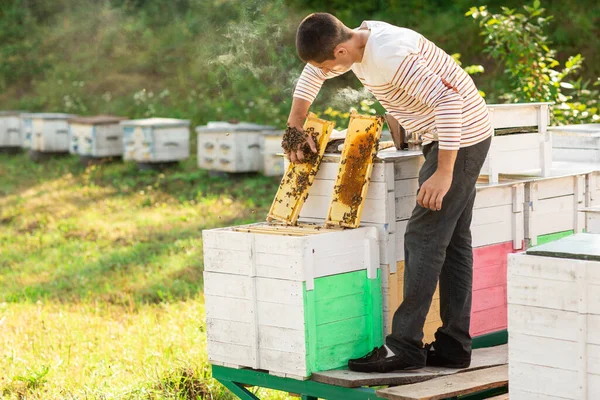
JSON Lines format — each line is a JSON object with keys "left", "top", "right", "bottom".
{"left": 293, "top": 21, "right": 493, "bottom": 151}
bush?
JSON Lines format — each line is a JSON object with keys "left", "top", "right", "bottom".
{"left": 467, "top": 1, "right": 599, "bottom": 124}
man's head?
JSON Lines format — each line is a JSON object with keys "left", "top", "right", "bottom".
{"left": 296, "top": 13, "right": 355, "bottom": 73}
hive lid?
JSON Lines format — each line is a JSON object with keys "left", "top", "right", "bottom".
{"left": 196, "top": 121, "right": 276, "bottom": 133}
{"left": 21, "top": 113, "right": 78, "bottom": 120}
{"left": 120, "top": 118, "right": 191, "bottom": 128}
{"left": 69, "top": 115, "right": 128, "bottom": 125}
{"left": 548, "top": 123, "right": 600, "bottom": 136}
{"left": 0, "top": 110, "right": 28, "bottom": 116}
{"left": 526, "top": 233, "right": 600, "bottom": 262}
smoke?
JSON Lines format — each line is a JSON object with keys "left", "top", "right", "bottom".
{"left": 330, "top": 87, "right": 376, "bottom": 110}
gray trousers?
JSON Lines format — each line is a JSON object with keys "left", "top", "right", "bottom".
{"left": 386, "top": 136, "right": 492, "bottom": 366}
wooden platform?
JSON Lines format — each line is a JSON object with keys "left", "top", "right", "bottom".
{"left": 311, "top": 344, "right": 507, "bottom": 388}
{"left": 377, "top": 365, "right": 508, "bottom": 400}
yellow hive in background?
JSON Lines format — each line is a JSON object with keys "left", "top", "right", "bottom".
{"left": 326, "top": 112, "right": 384, "bottom": 228}
{"left": 267, "top": 113, "right": 335, "bottom": 225}
{"left": 384, "top": 261, "right": 442, "bottom": 343}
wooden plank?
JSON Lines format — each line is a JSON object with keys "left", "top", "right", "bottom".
{"left": 376, "top": 365, "right": 508, "bottom": 400}
{"left": 311, "top": 345, "right": 507, "bottom": 388}
{"left": 326, "top": 113, "right": 384, "bottom": 228}
{"left": 487, "top": 395, "right": 509, "bottom": 400}
{"left": 268, "top": 113, "right": 334, "bottom": 224}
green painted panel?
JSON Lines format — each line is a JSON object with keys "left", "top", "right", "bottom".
{"left": 537, "top": 230, "right": 574, "bottom": 246}
{"left": 314, "top": 339, "right": 373, "bottom": 372}
{"left": 310, "top": 270, "right": 367, "bottom": 299}
{"left": 304, "top": 270, "right": 383, "bottom": 374}
{"left": 368, "top": 272, "right": 384, "bottom": 346}
{"left": 314, "top": 294, "right": 369, "bottom": 324}
{"left": 315, "top": 316, "right": 368, "bottom": 348}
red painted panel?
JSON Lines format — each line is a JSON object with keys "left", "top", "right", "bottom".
{"left": 473, "top": 241, "right": 514, "bottom": 269}
{"left": 472, "top": 285, "right": 506, "bottom": 313}
{"left": 470, "top": 305, "right": 507, "bottom": 337}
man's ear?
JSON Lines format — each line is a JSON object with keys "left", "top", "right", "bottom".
{"left": 334, "top": 46, "right": 348, "bottom": 58}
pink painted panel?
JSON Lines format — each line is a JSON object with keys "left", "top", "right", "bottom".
{"left": 472, "top": 285, "right": 505, "bottom": 313}
{"left": 473, "top": 263, "right": 507, "bottom": 291}
{"left": 473, "top": 241, "right": 515, "bottom": 269}
{"left": 470, "top": 241, "right": 516, "bottom": 336}
{"left": 470, "top": 305, "right": 507, "bottom": 337}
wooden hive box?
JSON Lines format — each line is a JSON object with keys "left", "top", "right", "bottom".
{"left": 68, "top": 115, "right": 127, "bottom": 157}
{"left": 550, "top": 123, "right": 600, "bottom": 163}
{"left": 587, "top": 171, "right": 600, "bottom": 208}
{"left": 0, "top": 111, "right": 26, "bottom": 150}
{"left": 524, "top": 173, "right": 586, "bottom": 247}
{"left": 583, "top": 206, "right": 600, "bottom": 234}
{"left": 202, "top": 223, "right": 383, "bottom": 379}
{"left": 260, "top": 129, "right": 285, "bottom": 176}
{"left": 196, "top": 122, "right": 275, "bottom": 173}
{"left": 21, "top": 113, "right": 77, "bottom": 152}
{"left": 290, "top": 149, "right": 430, "bottom": 337}
{"left": 481, "top": 102, "right": 552, "bottom": 184}
{"left": 508, "top": 234, "right": 600, "bottom": 399}
{"left": 121, "top": 118, "right": 190, "bottom": 163}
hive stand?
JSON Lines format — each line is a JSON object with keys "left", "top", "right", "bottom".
{"left": 212, "top": 332, "right": 509, "bottom": 400}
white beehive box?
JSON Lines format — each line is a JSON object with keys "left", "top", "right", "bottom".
{"left": 261, "top": 129, "right": 284, "bottom": 176}
{"left": 121, "top": 118, "right": 190, "bottom": 163}
{"left": 508, "top": 234, "right": 600, "bottom": 399}
{"left": 287, "top": 149, "right": 425, "bottom": 335}
{"left": 472, "top": 180, "right": 526, "bottom": 250}
{"left": 481, "top": 102, "right": 552, "bottom": 184}
{"left": 550, "top": 124, "right": 600, "bottom": 163}
{"left": 203, "top": 222, "right": 383, "bottom": 379}
{"left": 68, "top": 115, "right": 127, "bottom": 157}
{"left": 196, "top": 122, "right": 275, "bottom": 173}
{"left": 0, "top": 111, "right": 25, "bottom": 149}
{"left": 524, "top": 173, "right": 587, "bottom": 246}
{"left": 21, "top": 113, "right": 77, "bottom": 152}
{"left": 588, "top": 171, "right": 600, "bottom": 208}
{"left": 583, "top": 206, "right": 600, "bottom": 234}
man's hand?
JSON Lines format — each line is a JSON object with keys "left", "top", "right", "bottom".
{"left": 283, "top": 125, "right": 317, "bottom": 164}
{"left": 417, "top": 170, "right": 453, "bottom": 211}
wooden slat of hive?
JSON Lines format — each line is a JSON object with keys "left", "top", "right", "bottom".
{"left": 325, "top": 113, "right": 384, "bottom": 228}
{"left": 267, "top": 113, "right": 335, "bottom": 224}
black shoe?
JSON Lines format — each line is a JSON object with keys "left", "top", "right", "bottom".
{"left": 425, "top": 342, "right": 471, "bottom": 369}
{"left": 348, "top": 346, "right": 424, "bottom": 373}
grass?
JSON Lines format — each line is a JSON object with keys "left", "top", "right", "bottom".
{"left": 0, "top": 150, "right": 291, "bottom": 399}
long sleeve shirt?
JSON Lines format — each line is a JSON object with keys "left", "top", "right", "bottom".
{"left": 293, "top": 20, "right": 493, "bottom": 151}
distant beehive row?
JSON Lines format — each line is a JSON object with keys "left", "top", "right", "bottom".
{"left": 0, "top": 111, "right": 286, "bottom": 174}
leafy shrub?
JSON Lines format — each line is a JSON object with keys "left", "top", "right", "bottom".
{"left": 467, "top": 1, "right": 599, "bottom": 124}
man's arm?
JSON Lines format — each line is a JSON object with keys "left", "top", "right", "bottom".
{"left": 285, "top": 64, "right": 345, "bottom": 163}
{"left": 287, "top": 97, "right": 315, "bottom": 163}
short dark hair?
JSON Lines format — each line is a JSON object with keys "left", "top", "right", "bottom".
{"left": 296, "top": 13, "right": 352, "bottom": 63}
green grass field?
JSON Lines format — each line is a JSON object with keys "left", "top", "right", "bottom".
{"left": 0, "top": 151, "right": 290, "bottom": 399}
